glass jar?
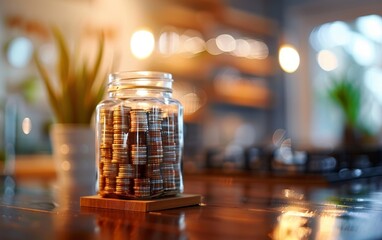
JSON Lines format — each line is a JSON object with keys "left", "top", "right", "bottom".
{"left": 95, "top": 71, "right": 184, "bottom": 199}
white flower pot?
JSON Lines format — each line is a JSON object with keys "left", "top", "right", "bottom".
{"left": 50, "top": 124, "right": 96, "bottom": 195}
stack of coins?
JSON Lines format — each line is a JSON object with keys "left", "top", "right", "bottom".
{"left": 128, "top": 109, "right": 148, "bottom": 152}
{"left": 112, "top": 143, "right": 128, "bottom": 164}
{"left": 99, "top": 108, "right": 114, "bottom": 147}
{"left": 98, "top": 105, "right": 182, "bottom": 199}
{"left": 103, "top": 162, "right": 118, "bottom": 194}
{"left": 115, "top": 176, "right": 131, "bottom": 196}
{"left": 115, "top": 163, "right": 135, "bottom": 197}
{"left": 98, "top": 107, "right": 114, "bottom": 195}
{"left": 112, "top": 104, "right": 130, "bottom": 152}
{"left": 98, "top": 145, "right": 108, "bottom": 193}
{"left": 147, "top": 166, "right": 164, "bottom": 195}
{"left": 161, "top": 163, "right": 176, "bottom": 191}
{"left": 162, "top": 114, "right": 176, "bottom": 164}
{"left": 147, "top": 107, "right": 164, "bottom": 194}
{"left": 131, "top": 145, "right": 147, "bottom": 165}
{"left": 118, "top": 163, "right": 135, "bottom": 178}
{"left": 162, "top": 115, "right": 176, "bottom": 147}
{"left": 147, "top": 107, "right": 164, "bottom": 164}
{"left": 161, "top": 114, "right": 177, "bottom": 192}
{"left": 130, "top": 109, "right": 149, "bottom": 132}
{"left": 129, "top": 109, "right": 150, "bottom": 197}
{"left": 133, "top": 178, "right": 151, "bottom": 198}
{"left": 112, "top": 105, "right": 131, "bottom": 197}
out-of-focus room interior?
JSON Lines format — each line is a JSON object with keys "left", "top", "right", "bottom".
{"left": 2, "top": 0, "right": 382, "bottom": 181}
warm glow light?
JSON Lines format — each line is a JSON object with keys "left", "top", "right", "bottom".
{"left": 216, "top": 34, "right": 236, "bottom": 52}
{"left": 279, "top": 45, "right": 300, "bottom": 73}
{"left": 22, "top": 117, "right": 32, "bottom": 134}
{"left": 181, "top": 30, "right": 204, "bottom": 55}
{"left": 316, "top": 214, "right": 339, "bottom": 240}
{"left": 272, "top": 207, "right": 314, "bottom": 240}
{"left": 130, "top": 29, "right": 155, "bottom": 59}
{"left": 157, "top": 26, "right": 271, "bottom": 60}
{"left": 248, "top": 39, "right": 269, "bottom": 59}
{"left": 159, "top": 31, "right": 180, "bottom": 55}
{"left": 60, "top": 144, "right": 70, "bottom": 154}
{"left": 206, "top": 38, "right": 223, "bottom": 55}
{"left": 317, "top": 50, "right": 338, "bottom": 71}
{"left": 181, "top": 93, "right": 202, "bottom": 115}
{"left": 136, "top": 89, "right": 148, "bottom": 96}
{"left": 61, "top": 160, "right": 71, "bottom": 171}
{"left": 232, "top": 39, "right": 250, "bottom": 57}
{"left": 184, "top": 36, "right": 205, "bottom": 54}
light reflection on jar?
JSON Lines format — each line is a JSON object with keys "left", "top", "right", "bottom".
{"left": 271, "top": 206, "right": 314, "bottom": 240}
{"left": 315, "top": 211, "right": 340, "bottom": 240}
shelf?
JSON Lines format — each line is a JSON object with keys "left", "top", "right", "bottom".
{"left": 149, "top": 0, "right": 278, "bottom": 36}
{"left": 149, "top": 54, "right": 276, "bottom": 80}
{"left": 207, "top": 76, "right": 271, "bottom": 109}
{"left": 143, "top": 0, "right": 277, "bottom": 111}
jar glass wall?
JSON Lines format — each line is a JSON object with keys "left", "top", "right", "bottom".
{"left": 96, "top": 71, "right": 184, "bottom": 199}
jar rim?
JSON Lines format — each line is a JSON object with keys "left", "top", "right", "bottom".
{"left": 107, "top": 71, "right": 173, "bottom": 92}
{"left": 109, "top": 71, "right": 172, "bottom": 82}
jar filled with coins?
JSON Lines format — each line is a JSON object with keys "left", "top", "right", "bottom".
{"left": 95, "top": 71, "right": 184, "bottom": 199}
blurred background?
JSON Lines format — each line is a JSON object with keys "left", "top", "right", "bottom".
{"left": 2, "top": 0, "right": 382, "bottom": 179}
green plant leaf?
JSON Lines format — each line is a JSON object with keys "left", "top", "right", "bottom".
{"left": 327, "top": 75, "right": 362, "bottom": 128}
{"left": 52, "top": 27, "right": 71, "bottom": 95}
{"left": 34, "top": 27, "right": 109, "bottom": 124}
{"left": 87, "top": 32, "right": 105, "bottom": 90}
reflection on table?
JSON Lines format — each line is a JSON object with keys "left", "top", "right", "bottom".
{"left": 1, "top": 164, "right": 382, "bottom": 239}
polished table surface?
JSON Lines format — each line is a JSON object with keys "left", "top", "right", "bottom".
{"left": 1, "top": 172, "right": 382, "bottom": 240}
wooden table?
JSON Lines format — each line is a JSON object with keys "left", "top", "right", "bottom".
{"left": 1, "top": 172, "right": 382, "bottom": 239}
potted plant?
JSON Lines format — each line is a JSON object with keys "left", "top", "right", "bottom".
{"left": 34, "top": 27, "right": 107, "bottom": 124}
{"left": 33, "top": 27, "right": 109, "bottom": 190}
{"left": 327, "top": 73, "right": 374, "bottom": 148}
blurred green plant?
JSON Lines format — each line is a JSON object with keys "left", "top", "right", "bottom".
{"left": 33, "top": 27, "right": 108, "bottom": 124}
{"left": 7, "top": 76, "right": 39, "bottom": 103}
{"left": 327, "top": 73, "right": 373, "bottom": 146}
{"left": 0, "top": 149, "right": 4, "bottom": 162}
{"left": 327, "top": 74, "right": 362, "bottom": 130}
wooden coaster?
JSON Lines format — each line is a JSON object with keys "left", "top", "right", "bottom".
{"left": 80, "top": 194, "right": 202, "bottom": 212}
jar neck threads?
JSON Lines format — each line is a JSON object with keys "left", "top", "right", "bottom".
{"left": 107, "top": 71, "right": 173, "bottom": 97}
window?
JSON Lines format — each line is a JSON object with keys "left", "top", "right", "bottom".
{"left": 284, "top": 0, "right": 382, "bottom": 149}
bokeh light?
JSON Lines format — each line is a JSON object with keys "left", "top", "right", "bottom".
{"left": 279, "top": 45, "right": 300, "bottom": 73}
{"left": 356, "top": 15, "right": 382, "bottom": 43}
{"left": 216, "top": 34, "right": 236, "bottom": 52}
{"left": 130, "top": 29, "right": 155, "bottom": 59}
{"left": 6, "top": 37, "right": 34, "bottom": 68}
{"left": 317, "top": 50, "right": 338, "bottom": 71}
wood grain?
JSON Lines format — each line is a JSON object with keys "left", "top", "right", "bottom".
{"left": 80, "top": 194, "right": 202, "bottom": 212}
